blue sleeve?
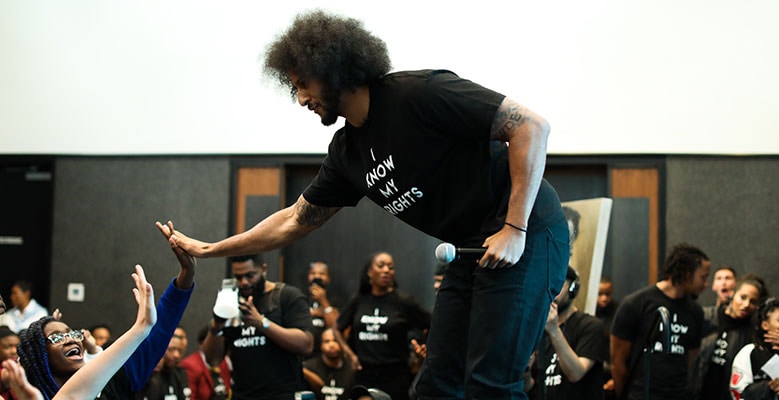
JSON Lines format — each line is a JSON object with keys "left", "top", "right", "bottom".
{"left": 123, "top": 278, "right": 194, "bottom": 392}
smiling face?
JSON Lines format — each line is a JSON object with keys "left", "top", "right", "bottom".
{"left": 43, "top": 321, "right": 85, "bottom": 380}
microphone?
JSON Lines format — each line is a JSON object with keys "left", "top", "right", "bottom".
{"left": 435, "top": 243, "right": 486, "bottom": 263}
{"left": 656, "top": 306, "right": 671, "bottom": 351}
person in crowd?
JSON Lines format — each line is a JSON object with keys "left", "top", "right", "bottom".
{"left": 730, "top": 297, "right": 779, "bottom": 399}
{"left": 158, "top": 9, "right": 568, "bottom": 399}
{"left": 610, "top": 243, "right": 709, "bottom": 400}
{"left": 432, "top": 264, "right": 445, "bottom": 295}
{"left": 174, "top": 326, "right": 189, "bottom": 357}
{"left": 6, "top": 261, "right": 190, "bottom": 400}
{"left": 0, "top": 281, "right": 49, "bottom": 333}
{"left": 309, "top": 261, "right": 341, "bottom": 360}
{"left": 303, "top": 328, "right": 355, "bottom": 400}
{"left": 709, "top": 267, "right": 737, "bottom": 311}
{"left": 180, "top": 326, "right": 231, "bottom": 400}
{"left": 596, "top": 277, "right": 619, "bottom": 399}
{"left": 530, "top": 267, "right": 608, "bottom": 400}
{"left": 201, "top": 253, "right": 313, "bottom": 400}
{"left": 89, "top": 324, "right": 112, "bottom": 349}
{"left": 596, "top": 277, "right": 619, "bottom": 334}
{"left": 696, "top": 273, "right": 768, "bottom": 400}
{"left": 703, "top": 266, "right": 737, "bottom": 330}
{"left": 0, "top": 326, "right": 20, "bottom": 399}
{"left": 137, "top": 332, "right": 190, "bottom": 400}
{"left": 9, "top": 221, "right": 194, "bottom": 399}
{"left": 334, "top": 251, "right": 431, "bottom": 400}
{"left": 0, "top": 327, "right": 18, "bottom": 364}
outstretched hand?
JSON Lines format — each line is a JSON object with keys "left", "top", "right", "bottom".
{"left": 156, "top": 221, "right": 196, "bottom": 290}
{"left": 155, "top": 220, "right": 210, "bottom": 258}
{"left": 156, "top": 221, "right": 196, "bottom": 269}
{"left": 1, "top": 359, "right": 44, "bottom": 400}
{"left": 131, "top": 264, "right": 157, "bottom": 334}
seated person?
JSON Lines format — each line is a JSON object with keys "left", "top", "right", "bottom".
{"left": 303, "top": 328, "right": 355, "bottom": 400}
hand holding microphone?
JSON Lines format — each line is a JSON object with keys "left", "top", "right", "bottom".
{"left": 435, "top": 225, "right": 525, "bottom": 268}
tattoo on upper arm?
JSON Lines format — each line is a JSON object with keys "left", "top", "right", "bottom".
{"left": 490, "top": 99, "right": 528, "bottom": 141}
{"left": 295, "top": 198, "right": 335, "bottom": 227}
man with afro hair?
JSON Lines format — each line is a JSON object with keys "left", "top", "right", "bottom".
{"left": 162, "top": 10, "right": 569, "bottom": 400}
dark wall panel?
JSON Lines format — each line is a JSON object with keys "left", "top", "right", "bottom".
{"left": 603, "top": 198, "right": 650, "bottom": 302}
{"left": 666, "top": 156, "right": 779, "bottom": 306}
{"left": 50, "top": 157, "right": 230, "bottom": 346}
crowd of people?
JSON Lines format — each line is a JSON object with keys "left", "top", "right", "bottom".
{"left": 3, "top": 238, "right": 777, "bottom": 400}
{"left": 1, "top": 8, "right": 777, "bottom": 400}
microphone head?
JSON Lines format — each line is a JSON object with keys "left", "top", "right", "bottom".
{"left": 435, "top": 243, "right": 456, "bottom": 263}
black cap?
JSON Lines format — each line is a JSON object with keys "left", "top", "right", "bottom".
{"left": 348, "top": 385, "right": 392, "bottom": 400}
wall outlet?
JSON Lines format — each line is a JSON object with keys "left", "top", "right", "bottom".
{"left": 67, "top": 283, "right": 85, "bottom": 302}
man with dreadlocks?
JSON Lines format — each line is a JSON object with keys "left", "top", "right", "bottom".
{"left": 14, "top": 221, "right": 195, "bottom": 399}
{"left": 160, "top": 9, "right": 569, "bottom": 400}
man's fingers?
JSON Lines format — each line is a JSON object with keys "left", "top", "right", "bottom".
{"left": 155, "top": 221, "right": 171, "bottom": 238}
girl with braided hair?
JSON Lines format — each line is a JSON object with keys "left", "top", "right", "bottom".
{"left": 5, "top": 221, "right": 195, "bottom": 399}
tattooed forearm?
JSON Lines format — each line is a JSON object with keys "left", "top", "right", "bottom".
{"left": 490, "top": 99, "right": 529, "bottom": 141}
{"left": 295, "top": 198, "right": 335, "bottom": 227}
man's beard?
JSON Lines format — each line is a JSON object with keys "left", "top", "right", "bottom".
{"left": 319, "top": 87, "right": 341, "bottom": 126}
{"left": 240, "top": 276, "right": 266, "bottom": 298}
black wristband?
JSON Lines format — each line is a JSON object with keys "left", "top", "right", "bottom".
{"left": 505, "top": 222, "right": 527, "bottom": 232}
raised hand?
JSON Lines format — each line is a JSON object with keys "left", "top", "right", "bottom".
{"left": 156, "top": 221, "right": 196, "bottom": 269}
{"left": 1, "top": 359, "right": 44, "bottom": 400}
{"left": 131, "top": 264, "right": 157, "bottom": 333}
{"left": 156, "top": 221, "right": 195, "bottom": 290}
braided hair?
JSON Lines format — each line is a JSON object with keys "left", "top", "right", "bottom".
{"left": 17, "top": 316, "right": 60, "bottom": 400}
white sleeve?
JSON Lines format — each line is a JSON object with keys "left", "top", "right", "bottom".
{"left": 729, "top": 343, "right": 755, "bottom": 399}
{"left": 83, "top": 345, "right": 104, "bottom": 363}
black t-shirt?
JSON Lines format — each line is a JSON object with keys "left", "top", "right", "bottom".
{"left": 308, "top": 292, "right": 345, "bottom": 361}
{"left": 534, "top": 311, "right": 608, "bottom": 400}
{"left": 699, "top": 308, "right": 754, "bottom": 400}
{"left": 611, "top": 285, "right": 704, "bottom": 400}
{"left": 222, "top": 283, "right": 313, "bottom": 400}
{"left": 337, "top": 290, "right": 431, "bottom": 367}
{"left": 303, "top": 356, "right": 356, "bottom": 400}
{"left": 136, "top": 367, "right": 191, "bottom": 400}
{"left": 303, "top": 69, "right": 564, "bottom": 247}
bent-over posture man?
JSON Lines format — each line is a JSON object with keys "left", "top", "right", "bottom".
{"left": 161, "top": 10, "right": 568, "bottom": 399}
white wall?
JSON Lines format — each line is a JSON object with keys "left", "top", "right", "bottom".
{"left": 1, "top": 0, "right": 777, "bottom": 155}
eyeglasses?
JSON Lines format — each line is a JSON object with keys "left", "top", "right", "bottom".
{"left": 47, "top": 330, "right": 84, "bottom": 345}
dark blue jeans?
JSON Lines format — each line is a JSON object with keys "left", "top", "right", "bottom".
{"left": 416, "top": 218, "right": 569, "bottom": 399}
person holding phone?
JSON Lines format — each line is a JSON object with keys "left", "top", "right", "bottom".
{"left": 308, "top": 261, "right": 342, "bottom": 360}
